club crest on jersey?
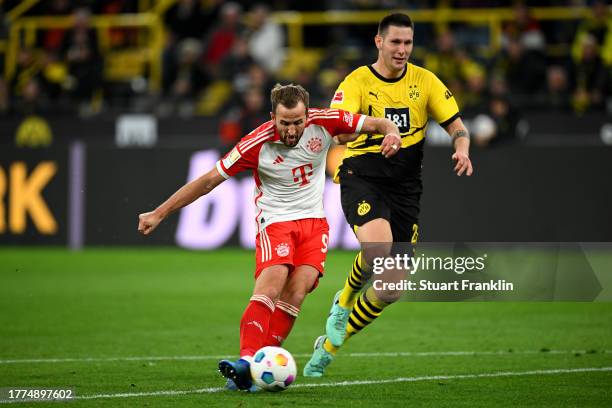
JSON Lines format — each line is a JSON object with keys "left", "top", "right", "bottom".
{"left": 222, "top": 147, "right": 241, "bottom": 169}
{"left": 357, "top": 200, "right": 371, "bottom": 216}
{"left": 307, "top": 136, "right": 323, "bottom": 153}
{"left": 276, "top": 243, "right": 290, "bottom": 257}
{"left": 343, "top": 111, "right": 354, "bottom": 127}
{"left": 332, "top": 90, "right": 344, "bottom": 103}
{"left": 409, "top": 84, "right": 420, "bottom": 101}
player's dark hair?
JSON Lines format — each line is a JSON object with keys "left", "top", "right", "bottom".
{"left": 378, "top": 13, "right": 413, "bottom": 35}
{"left": 270, "top": 83, "right": 309, "bottom": 114}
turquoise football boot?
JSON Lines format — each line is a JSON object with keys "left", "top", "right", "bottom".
{"left": 303, "top": 335, "right": 334, "bottom": 377}
{"left": 325, "top": 290, "right": 351, "bottom": 347}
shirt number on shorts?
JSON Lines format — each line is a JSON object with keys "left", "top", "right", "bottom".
{"left": 321, "top": 234, "right": 329, "bottom": 253}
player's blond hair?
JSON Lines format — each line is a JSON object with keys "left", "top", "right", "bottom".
{"left": 270, "top": 83, "right": 309, "bottom": 114}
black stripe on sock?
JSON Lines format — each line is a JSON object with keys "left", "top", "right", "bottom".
{"left": 348, "top": 278, "right": 361, "bottom": 290}
{"left": 356, "top": 297, "right": 377, "bottom": 320}
{"left": 349, "top": 275, "right": 361, "bottom": 287}
{"left": 348, "top": 315, "right": 365, "bottom": 329}
{"left": 363, "top": 296, "right": 383, "bottom": 314}
{"left": 354, "top": 256, "right": 363, "bottom": 273}
{"left": 351, "top": 307, "right": 370, "bottom": 326}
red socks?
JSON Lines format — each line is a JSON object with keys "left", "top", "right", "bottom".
{"left": 239, "top": 296, "right": 300, "bottom": 357}
{"left": 239, "top": 295, "right": 275, "bottom": 358}
{"left": 266, "top": 301, "right": 299, "bottom": 347}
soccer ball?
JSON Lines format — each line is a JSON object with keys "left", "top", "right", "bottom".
{"left": 250, "top": 346, "right": 297, "bottom": 392}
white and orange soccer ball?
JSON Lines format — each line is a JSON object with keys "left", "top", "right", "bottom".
{"left": 250, "top": 346, "right": 297, "bottom": 392}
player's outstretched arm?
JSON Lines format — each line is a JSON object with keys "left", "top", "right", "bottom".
{"left": 445, "top": 117, "right": 473, "bottom": 176}
{"left": 138, "top": 168, "right": 226, "bottom": 235}
{"left": 336, "top": 116, "right": 402, "bottom": 158}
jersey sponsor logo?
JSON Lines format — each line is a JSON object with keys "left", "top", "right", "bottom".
{"left": 307, "top": 136, "right": 323, "bottom": 153}
{"left": 343, "top": 111, "right": 354, "bottom": 127}
{"left": 368, "top": 91, "right": 379, "bottom": 100}
{"left": 384, "top": 107, "right": 410, "bottom": 133}
{"left": 444, "top": 89, "right": 453, "bottom": 100}
{"left": 291, "top": 163, "right": 313, "bottom": 186}
{"left": 332, "top": 90, "right": 344, "bottom": 103}
{"left": 357, "top": 200, "right": 371, "bottom": 216}
{"left": 222, "top": 147, "right": 241, "bottom": 169}
{"left": 408, "top": 84, "right": 420, "bottom": 101}
{"left": 272, "top": 155, "right": 284, "bottom": 165}
{"left": 276, "top": 242, "right": 290, "bottom": 257}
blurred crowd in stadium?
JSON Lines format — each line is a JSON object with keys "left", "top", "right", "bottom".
{"left": 0, "top": 0, "right": 610, "bottom": 145}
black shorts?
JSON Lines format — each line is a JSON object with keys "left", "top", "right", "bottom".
{"left": 339, "top": 167, "right": 421, "bottom": 243}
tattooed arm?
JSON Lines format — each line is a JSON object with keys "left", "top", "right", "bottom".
{"left": 444, "top": 117, "right": 473, "bottom": 176}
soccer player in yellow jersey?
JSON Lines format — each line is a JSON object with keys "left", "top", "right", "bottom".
{"left": 304, "top": 13, "right": 473, "bottom": 377}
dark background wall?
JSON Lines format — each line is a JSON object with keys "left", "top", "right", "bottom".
{"left": 2, "top": 144, "right": 610, "bottom": 246}
{"left": 420, "top": 146, "right": 612, "bottom": 242}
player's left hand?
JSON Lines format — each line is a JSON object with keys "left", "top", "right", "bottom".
{"left": 380, "top": 134, "right": 402, "bottom": 158}
{"left": 452, "top": 151, "right": 473, "bottom": 176}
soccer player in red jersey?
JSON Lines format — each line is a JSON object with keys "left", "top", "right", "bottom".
{"left": 138, "top": 84, "right": 401, "bottom": 391}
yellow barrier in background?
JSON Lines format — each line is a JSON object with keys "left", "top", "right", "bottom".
{"left": 5, "top": 0, "right": 41, "bottom": 22}
{"left": 4, "top": 13, "right": 164, "bottom": 91}
{"left": 273, "top": 7, "right": 592, "bottom": 53}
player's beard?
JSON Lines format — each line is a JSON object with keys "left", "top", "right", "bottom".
{"left": 280, "top": 131, "right": 302, "bottom": 147}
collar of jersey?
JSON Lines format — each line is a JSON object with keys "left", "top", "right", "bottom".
{"left": 367, "top": 63, "right": 408, "bottom": 83}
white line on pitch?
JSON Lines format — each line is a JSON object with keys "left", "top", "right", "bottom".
{"left": 0, "top": 349, "right": 608, "bottom": 364}
{"left": 67, "top": 366, "right": 612, "bottom": 401}
{"left": 292, "top": 366, "right": 612, "bottom": 389}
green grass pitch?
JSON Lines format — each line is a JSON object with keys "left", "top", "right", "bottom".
{"left": 1, "top": 248, "right": 611, "bottom": 407}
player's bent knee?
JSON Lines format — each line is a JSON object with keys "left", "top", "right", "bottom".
{"left": 374, "top": 288, "right": 402, "bottom": 304}
{"left": 356, "top": 218, "right": 393, "bottom": 243}
{"left": 254, "top": 264, "right": 290, "bottom": 301}
{"left": 361, "top": 243, "right": 393, "bottom": 268}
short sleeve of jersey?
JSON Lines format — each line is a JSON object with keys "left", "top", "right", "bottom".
{"left": 329, "top": 74, "right": 362, "bottom": 113}
{"left": 426, "top": 72, "right": 460, "bottom": 126}
{"left": 216, "top": 121, "right": 274, "bottom": 178}
{"left": 216, "top": 145, "right": 252, "bottom": 179}
{"left": 215, "top": 137, "right": 263, "bottom": 179}
{"left": 310, "top": 109, "right": 365, "bottom": 136}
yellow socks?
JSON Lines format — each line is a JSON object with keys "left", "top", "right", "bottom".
{"left": 346, "top": 287, "right": 388, "bottom": 338}
{"left": 338, "top": 252, "right": 367, "bottom": 309}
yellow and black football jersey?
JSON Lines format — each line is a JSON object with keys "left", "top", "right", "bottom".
{"left": 330, "top": 63, "right": 460, "bottom": 182}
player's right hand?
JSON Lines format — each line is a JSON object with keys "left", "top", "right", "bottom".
{"left": 138, "top": 211, "right": 162, "bottom": 236}
{"left": 380, "top": 133, "right": 402, "bottom": 158}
